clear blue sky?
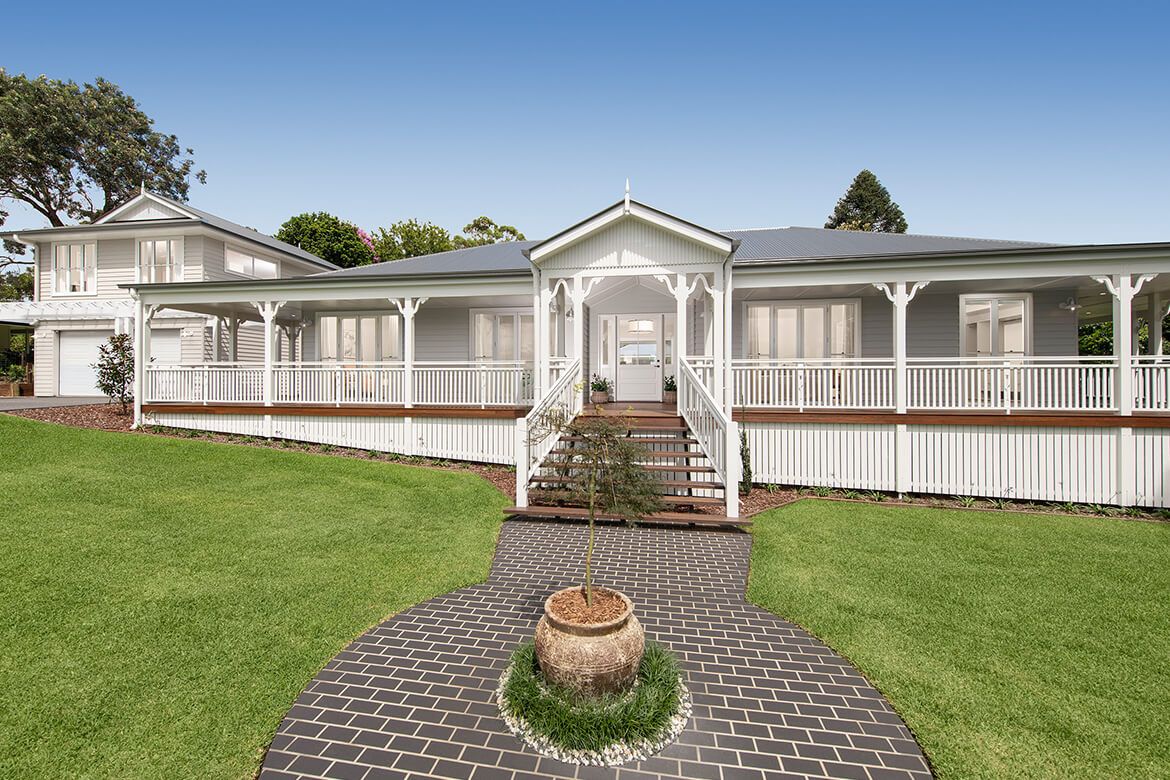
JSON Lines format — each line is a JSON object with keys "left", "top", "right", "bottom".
{"left": 4, "top": 0, "right": 1168, "bottom": 244}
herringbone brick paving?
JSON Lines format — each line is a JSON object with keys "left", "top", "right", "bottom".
{"left": 259, "top": 521, "right": 931, "bottom": 780}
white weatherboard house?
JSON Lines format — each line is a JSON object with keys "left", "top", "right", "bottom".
{"left": 5, "top": 188, "right": 1170, "bottom": 518}
{"left": 0, "top": 190, "right": 337, "bottom": 395}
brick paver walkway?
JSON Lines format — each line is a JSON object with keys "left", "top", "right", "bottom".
{"left": 260, "top": 521, "right": 931, "bottom": 780}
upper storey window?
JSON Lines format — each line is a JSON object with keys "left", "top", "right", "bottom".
{"left": 225, "top": 246, "right": 278, "bottom": 279}
{"left": 138, "top": 238, "right": 183, "bottom": 283}
{"left": 52, "top": 243, "right": 97, "bottom": 295}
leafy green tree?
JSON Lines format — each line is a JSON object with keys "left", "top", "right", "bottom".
{"left": 0, "top": 71, "right": 205, "bottom": 269}
{"left": 275, "top": 212, "right": 376, "bottom": 268}
{"left": 372, "top": 219, "right": 455, "bottom": 261}
{"left": 1080, "top": 317, "right": 1169, "bottom": 356}
{"left": 452, "top": 216, "right": 526, "bottom": 248}
{"left": 93, "top": 334, "right": 135, "bottom": 414}
{"left": 0, "top": 269, "right": 33, "bottom": 301}
{"left": 824, "top": 169, "right": 908, "bottom": 233}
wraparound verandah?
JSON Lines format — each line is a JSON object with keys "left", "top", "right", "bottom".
{"left": 133, "top": 269, "right": 1170, "bottom": 417}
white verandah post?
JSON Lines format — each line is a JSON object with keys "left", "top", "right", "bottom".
{"left": 876, "top": 281, "right": 929, "bottom": 495}
{"left": 132, "top": 295, "right": 145, "bottom": 427}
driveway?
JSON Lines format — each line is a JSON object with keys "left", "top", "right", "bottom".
{"left": 0, "top": 396, "right": 103, "bottom": 411}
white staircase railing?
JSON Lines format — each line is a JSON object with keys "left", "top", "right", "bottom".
{"left": 678, "top": 357, "right": 738, "bottom": 517}
{"left": 515, "top": 358, "right": 582, "bottom": 508}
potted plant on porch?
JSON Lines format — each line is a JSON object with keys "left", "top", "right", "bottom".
{"left": 589, "top": 373, "right": 611, "bottom": 404}
{"left": 662, "top": 373, "right": 677, "bottom": 404}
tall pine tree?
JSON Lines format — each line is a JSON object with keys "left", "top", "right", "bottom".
{"left": 824, "top": 170, "right": 908, "bottom": 233}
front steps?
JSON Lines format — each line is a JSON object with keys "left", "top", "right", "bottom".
{"left": 506, "top": 410, "right": 748, "bottom": 528}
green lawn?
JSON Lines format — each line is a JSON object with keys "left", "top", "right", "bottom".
{"left": 749, "top": 500, "right": 1170, "bottom": 779}
{"left": 0, "top": 415, "right": 506, "bottom": 779}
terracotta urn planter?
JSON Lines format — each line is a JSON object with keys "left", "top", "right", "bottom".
{"left": 534, "top": 585, "right": 645, "bottom": 697}
{"left": 590, "top": 390, "right": 609, "bottom": 404}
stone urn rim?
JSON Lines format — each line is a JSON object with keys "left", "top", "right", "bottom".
{"left": 543, "top": 585, "right": 633, "bottom": 637}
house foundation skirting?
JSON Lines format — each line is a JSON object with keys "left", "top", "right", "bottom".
{"left": 741, "top": 420, "right": 1170, "bottom": 508}
{"left": 144, "top": 411, "right": 519, "bottom": 465}
{"left": 144, "top": 404, "right": 1169, "bottom": 507}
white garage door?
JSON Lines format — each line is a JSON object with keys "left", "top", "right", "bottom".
{"left": 57, "top": 330, "right": 114, "bottom": 396}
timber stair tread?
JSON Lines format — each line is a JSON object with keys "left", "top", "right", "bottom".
{"left": 547, "top": 449, "right": 707, "bottom": 460}
{"left": 539, "top": 460, "right": 717, "bottom": 474}
{"left": 530, "top": 475, "right": 725, "bottom": 490}
{"left": 531, "top": 492, "right": 726, "bottom": 507}
{"left": 560, "top": 435, "right": 698, "bottom": 445}
{"left": 506, "top": 505, "right": 749, "bottom": 527}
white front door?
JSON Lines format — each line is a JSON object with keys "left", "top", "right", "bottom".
{"left": 616, "top": 315, "right": 662, "bottom": 401}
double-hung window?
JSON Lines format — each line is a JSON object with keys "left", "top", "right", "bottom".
{"left": 960, "top": 294, "right": 1030, "bottom": 357}
{"left": 138, "top": 238, "right": 183, "bottom": 283}
{"left": 52, "top": 243, "right": 97, "bottom": 294}
{"left": 318, "top": 314, "right": 402, "bottom": 362}
{"left": 745, "top": 300, "right": 859, "bottom": 360}
{"left": 225, "top": 246, "right": 279, "bottom": 279}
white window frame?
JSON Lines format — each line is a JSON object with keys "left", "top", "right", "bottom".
{"left": 468, "top": 307, "right": 534, "bottom": 362}
{"left": 740, "top": 298, "right": 862, "bottom": 360}
{"left": 223, "top": 243, "right": 281, "bottom": 280}
{"left": 135, "top": 236, "right": 185, "bottom": 284}
{"left": 50, "top": 241, "right": 98, "bottom": 296}
{"left": 316, "top": 311, "right": 403, "bottom": 363}
{"left": 959, "top": 293, "right": 1033, "bottom": 358}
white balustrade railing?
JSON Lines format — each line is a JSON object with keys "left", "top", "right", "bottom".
{"left": 146, "top": 361, "right": 533, "bottom": 407}
{"left": 907, "top": 357, "right": 1117, "bottom": 412}
{"left": 517, "top": 359, "right": 583, "bottom": 506}
{"left": 688, "top": 356, "right": 717, "bottom": 395}
{"left": 1133, "top": 356, "right": 1170, "bottom": 412}
{"left": 678, "top": 358, "right": 729, "bottom": 484}
{"left": 732, "top": 358, "right": 896, "bottom": 410}
{"left": 412, "top": 361, "right": 533, "bottom": 408}
{"left": 144, "top": 363, "right": 264, "bottom": 403}
{"left": 273, "top": 362, "right": 404, "bottom": 405}
{"left": 547, "top": 357, "right": 573, "bottom": 387}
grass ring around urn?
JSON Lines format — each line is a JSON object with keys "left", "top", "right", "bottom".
{"left": 496, "top": 640, "right": 692, "bottom": 766}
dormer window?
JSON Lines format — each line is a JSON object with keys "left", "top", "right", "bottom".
{"left": 224, "top": 246, "right": 279, "bottom": 279}
{"left": 138, "top": 238, "right": 183, "bottom": 283}
{"left": 52, "top": 243, "right": 97, "bottom": 295}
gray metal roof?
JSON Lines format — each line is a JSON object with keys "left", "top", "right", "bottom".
{"left": 2, "top": 193, "right": 338, "bottom": 271}
{"left": 149, "top": 194, "right": 338, "bottom": 270}
{"left": 725, "top": 226, "right": 1056, "bottom": 263}
{"left": 314, "top": 226, "right": 1057, "bottom": 279}
{"left": 316, "top": 241, "right": 538, "bottom": 278}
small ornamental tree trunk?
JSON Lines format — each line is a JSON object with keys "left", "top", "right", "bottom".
{"left": 529, "top": 414, "right": 665, "bottom": 607}
{"left": 93, "top": 333, "right": 135, "bottom": 414}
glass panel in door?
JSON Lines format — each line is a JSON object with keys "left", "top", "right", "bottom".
{"left": 997, "top": 299, "right": 1026, "bottom": 356}
{"left": 747, "top": 304, "right": 771, "bottom": 359}
{"left": 496, "top": 314, "right": 516, "bottom": 361}
{"left": 774, "top": 307, "right": 799, "bottom": 359}
{"left": 801, "top": 307, "right": 826, "bottom": 359}
{"left": 359, "top": 317, "right": 377, "bottom": 362}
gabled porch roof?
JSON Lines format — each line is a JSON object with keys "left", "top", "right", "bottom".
{"left": 525, "top": 197, "right": 738, "bottom": 262}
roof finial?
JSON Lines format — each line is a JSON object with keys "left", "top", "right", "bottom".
{"left": 140, "top": 180, "right": 146, "bottom": 195}
{"left": 624, "top": 178, "right": 630, "bottom": 212}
